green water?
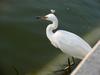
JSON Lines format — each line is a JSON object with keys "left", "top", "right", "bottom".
{"left": 0, "top": 0, "right": 100, "bottom": 75}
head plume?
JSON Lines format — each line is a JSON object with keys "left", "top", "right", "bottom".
{"left": 50, "top": 9, "right": 55, "bottom": 14}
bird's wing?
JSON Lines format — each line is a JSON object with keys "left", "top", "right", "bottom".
{"left": 52, "top": 30, "right": 92, "bottom": 59}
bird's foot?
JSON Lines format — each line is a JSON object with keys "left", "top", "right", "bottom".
{"left": 54, "top": 57, "right": 75, "bottom": 74}
{"left": 64, "top": 57, "right": 75, "bottom": 73}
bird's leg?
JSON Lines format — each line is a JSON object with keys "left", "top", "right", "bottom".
{"left": 64, "top": 58, "right": 72, "bottom": 72}
{"left": 71, "top": 57, "right": 75, "bottom": 66}
{"left": 54, "top": 57, "right": 76, "bottom": 74}
{"left": 54, "top": 58, "right": 72, "bottom": 73}
{"left": 67, "top": 58, "right": 72, "bottom": 72}
{"left": 64, "top": 57, "right": 76, "bottom": 72}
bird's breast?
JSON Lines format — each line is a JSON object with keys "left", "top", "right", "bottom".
{"left": 50, "top": 37, "right": 59, "bottom": 48}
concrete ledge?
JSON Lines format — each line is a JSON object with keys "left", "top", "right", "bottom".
{"left": 71, "top": 40, "right": 100, "bottom": 75}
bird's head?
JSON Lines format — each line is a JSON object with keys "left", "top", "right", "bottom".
{"left": 36, "top": 10, "right": 58, "bottom": 22}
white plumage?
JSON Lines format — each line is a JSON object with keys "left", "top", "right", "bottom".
{"left": 52, "top": 30, "right": 91, "bottom": 59}
{"left": 38, "top": 10, "right": 92, "bottom": 59}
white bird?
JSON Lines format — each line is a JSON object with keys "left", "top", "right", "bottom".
{"left": 36, "top": 10, "right": 92, "bottom": 59}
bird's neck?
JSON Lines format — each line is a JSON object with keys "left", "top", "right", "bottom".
{"left": 46, "top": 19, "right": 58, "bottom": 40}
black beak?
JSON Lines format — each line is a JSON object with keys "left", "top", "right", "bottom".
{"left": 36, "top": 16, "right": 47, "bottom": 20}
{"left": 36, "top": 16, "right": 41, "bottom": 19}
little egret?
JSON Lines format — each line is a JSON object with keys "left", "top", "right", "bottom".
{"left": 36, "top": 10, "right": 92, "bottom": 59}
